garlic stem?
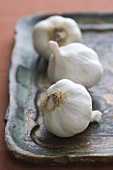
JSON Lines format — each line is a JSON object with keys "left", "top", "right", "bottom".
{"left": 49, "top": 41, "right": 61, "bottom": 56}
{"left": 90, "top": 110, "right": 102, "bottom": 122}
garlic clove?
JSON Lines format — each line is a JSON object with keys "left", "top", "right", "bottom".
{"left": 39, "top": 79, "right": 102, "bottom": 137}
{"left": 32, "top": 15, "right": 82, "bottom": 59}
{"left": 47, "top": 41, "right": 103, "bottom": 88}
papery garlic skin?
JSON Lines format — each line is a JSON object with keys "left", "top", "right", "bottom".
{"left": 39, "top": 79, "right": 102, "bottom": 137}
{"left": 48, "top": 41, "right": 103, "bottom": 88}
{"left": 32, "top": 15, "right": 82, "bottom": 59}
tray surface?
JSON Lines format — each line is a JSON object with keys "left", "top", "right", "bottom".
{"left": 5, "top": 13, "right": 113, "bottom": 165}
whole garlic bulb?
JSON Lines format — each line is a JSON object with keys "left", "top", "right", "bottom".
{"left": 48, "top": 41, "right": 103, "bottom": 88}
{"left": 32, "top": 15, "right": 82, "bottom": 59}
{"left": 39, "top": 79, "right": 102, "bottom": 137}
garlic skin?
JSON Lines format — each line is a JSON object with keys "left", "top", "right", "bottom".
{"left": 39, "top": 79, "right": 102, "bottom": 137}
{"left": 48, "top": 41, "right": 103, "bottom": 88}
{"left": 32, "top": 15, "right": 82, "bottom": 59}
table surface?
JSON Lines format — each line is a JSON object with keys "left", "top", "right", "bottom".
{"left": 1, "top": 0, "right": 113, "bottom": 169}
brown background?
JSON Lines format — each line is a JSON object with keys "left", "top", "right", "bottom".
{"left": 1, "top": 0, "right": 113, "bottom": 169}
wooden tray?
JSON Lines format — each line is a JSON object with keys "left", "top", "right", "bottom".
{"left": 5, "top": 13, "right": 113, "bottom": 165}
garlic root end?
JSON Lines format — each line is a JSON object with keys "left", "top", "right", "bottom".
{"left": 90, "top": 110, "right": 102, "bottom": 122}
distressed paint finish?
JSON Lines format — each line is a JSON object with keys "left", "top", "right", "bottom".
{"left": 5, "top": 13, "right": 113, "bottom": 165}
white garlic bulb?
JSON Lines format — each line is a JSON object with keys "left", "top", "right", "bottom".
{"left": 32, "top": 15, "right": 82, "bottom": 59}
{"left": 48, "top": 41, "right": 103, "bottom": 88}
{"left": 39, "top": 79, "right": 102, "bottom": 137}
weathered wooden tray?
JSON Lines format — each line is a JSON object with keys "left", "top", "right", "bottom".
{"left": 5, "top": 13, "right": 113, "bottom": 165}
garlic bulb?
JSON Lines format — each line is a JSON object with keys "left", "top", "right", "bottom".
{"left": 39, "top": 79, "right": 102, "bottom": 137}
{"left": 48, "top": 41, "right": 103, "bottom": 88}
{"left": 32, "top": 15, "right": 82, "bottom": 59}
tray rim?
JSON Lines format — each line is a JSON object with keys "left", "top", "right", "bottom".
{"left": 13, "top": 12, "right": 113, "bottom": 33}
